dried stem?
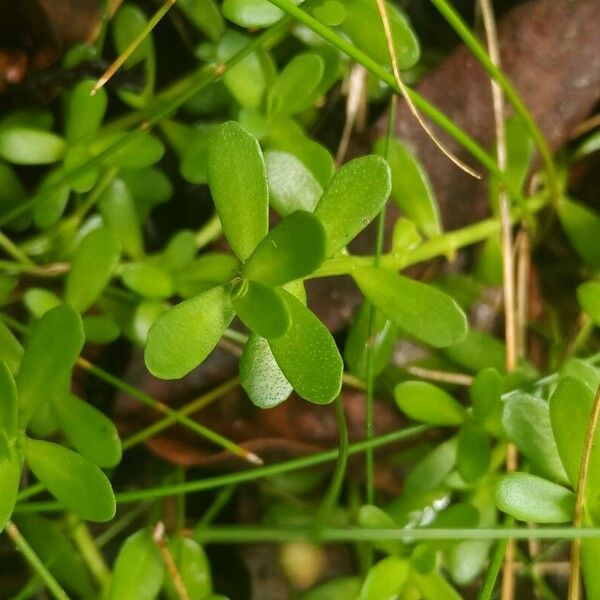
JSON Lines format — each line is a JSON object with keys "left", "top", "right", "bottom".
{"left": 568, "top": 383, "right": 600, "bottom": 600}
{"left": 374, "top": 0, "right": 480, "bottom": 179}
{"left": 153, "top": 522, "right": 190, "bottom": 600}
{"left": 405, "top": 366, "right": 473, "bottom": 386}
{"left": 336, "top": 64, "right": 368, "bottom": 165}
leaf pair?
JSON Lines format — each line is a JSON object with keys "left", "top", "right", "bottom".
{"left": 0, "top": 305, "right": 117, "bottom": 531}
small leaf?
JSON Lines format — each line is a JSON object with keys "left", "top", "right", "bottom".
{"left": 110, "top": 529, "right": 165, "bottom": 600}
{"left": 174, "top": 253, "right": 239, "bottom": 299}
{"left": 404, "top": 437, "right": 457, "bottom": 495}
{"left": 582, "top": 538, "right": 600, "bottom": 600}
{"left": 557, "top": 197, "right": 600, "bottom": 269}
{"left": 17, "top": 304, "right": 84, "bottom": 427}
{"left": 395, "top": 381, "right": 465, "bottom": 426}
{"left": 265, "top": 150, "right": 323, "bottom": 216}
{"left": 98, "top": 179, "right": 144, "bottom": 259}
{"left": 456, "top": 423, "right": 490, "bottom": 483}
{"left": 0, "top": 360, "right": 18, "bottom": 437}
{"left": 231, "top": 279, "right": 290, "bottom": 339}
{"left": 23, "top": 288, "right": 61, "bottom": 318}
{"left": 53, "top": 393, "right": 122, "bottom": 468}
{"left": 344, "top": 301, "right": 396, "bottom": 380}
{"left": 145, "top": 286, "right": 234, "bottom": 379}
{"left": 94, "top": 131, "right": 164, "bottom": 169}
{"left": 0, "top": 128, "right": 65, "bottom": 164}
{"left": 314, "top": 156, "right": 391, "bottom": 256}
{"left": 208, "top": 121, "right": 268, "bottom": 261}
{"left": 83, "top": 315, "right": 121, "bottom": 345}
{"left": 577, "top": 281, "right": 600, "bottom": 325}
{"left": 378, "top": 138, "right": 441, "bottom": 238}
{"left": 412, "top": 570, "right": 462, "bottom": 600}
{"left": 495, "top": 472, "right": 574, "bottom": 523}
{"left": 470, "top": 367, "right": 502, "bottom": 423}
{"left": 268, "top": 53, "right": 324, "bottom": 117}
{"left": 444, "top": 330, "right": 506, "bottom": 373}
{"left": 354, "top": 267, "right": 468, "bottom": 348}
{"left": 0, "top": 447, "right": 21, "bottom": 532}
{"left": 300, "top": 577, "right": 361, "bottom": 600}
{"left": 161, "top": 230, "right": 197, "bottom": 271}
{"left": 560, "top": 358, "right": 600, "bottom": 392}
{"left": 550, "top": 376, "right": 600, "bottom": 502}
{"left": 223, "top": 0, "right": 304, "bottom": 27}
{"left": 65, "top": 226, "right": 121, "bottom": 313}
{"left": 0, "top": 322, "right": 23, "bottom": 375}
{"left": 178, "top": 0, "right": 223, "bottom": 40}
{"left": 17, "top": 515, "right": 96, "bottom": 597}
{"left": 503, "top": 393, "right": 567, "bottom": 483}
{"left": 122, "top": 263, "right": 174, "bottom": 299}
{"left": 25, "top": 438, "right": 115, "bottom": 522}
{"left": 357, "top": 504, "right": 403, "bottom": 555}
{"left": 339, "top": 0, "right": 420, "bottom": 70}
{"left": 359, "top": 556, "right": 409, "bottom": 600}
{"left": 269, "top": 289, "right": 342, "bottom": 404}
{"left": 64, "top": 79, "right": 107, "bottom": 143}
{"left": 243, "top": 211, "right": 326, "bottom": 286}
{"left": 240, "top": 335, "right": 293, "bottom": 409}
{"left": 164, "top": 537, "right": 212, "bottom": 600}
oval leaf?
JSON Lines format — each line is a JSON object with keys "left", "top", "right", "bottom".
{"left": 122, "top": 263, "right": 174, "bottom": 299}
{"left": 315, "top": 155, "right": 391, "bottom": 257}
{"left": 64, "top": 79, "right": 107, "bottom": 143}
{"left": 577, "top": 281, "right": 600, "bottom": 325}
{"left": 354, "top": 267, "right": 468, "bottom": 348}
{"left": 0, "top": 360, "right": 18, "bottom": 437}
{"left": 25, "top": 438, "right": 115, "bottom": 522}
{"left": 0, "top": 128, "right": 65, "bottom": 165}
{"left": 0, "top": 447, "right": 21, "bottom": 532}
{"left": 240, "top": 335, "right": 293, "bottom": 409}
{"left": 208, "top": 121, "right": 268, "bottom": 261}
{"left": 53, "top": 394, "right": 122, "bottom": 468}
{"left": 164, "top": 537, "right": 212, "bottom": 600}
{"left": 495, "top": 472, "right": 574, "bottom": 523}
{"left": 456, "top": 423, "right": 490, "bottom": 483}
{"left": 65, "top": 226, "right": 121, "bottom": 313}
{"left": 231, "top": 279, "right": 290, "bottom": 339}
{"left": 17, "top": 304, "right": 84, "bottom": 427}
{"left": 557, "top": 197, "right": 600, "bottom": 269}
{"left": 243, "top": 210, "right": 326, "bottom": 286}
{"left": 145, "top": 286, "right": 234, "bottom": 379}
{"left": 395, "top": 381, "right": 465, "bottom": 426}
{"left": 223, "top": 0, "right": 303, "bottom": 27}
{"left": 359, "top": 556, "right": 409, "bottom": 600}
{"left": 269, "top": 289, "right": 342, "bottom": 404}
{"left": 110, "top": 529, "right": 165, "bottom": 600}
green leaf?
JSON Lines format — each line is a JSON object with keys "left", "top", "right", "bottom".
{"left": 582, "top": 538, "right": 600, "bottom": 600}
{"left": 357, "top": 504, "right": 403, "bottom": 555}
{"left": 314, "top": 155, "right": 391, "bottom": 256}
{"left": 404, "top": 437, "right": 457, "bottom": 494}
{"left": 240, "top": 335, "right": 293, "bottom": 409}
{"left": 145, "top": 286, "right": 234, "bottom": 379}
{"left": 216, "top": 31, "right": 275, "bottom": 110}
{"left": 231, "top": 279, "right": 290, "bottom": 339}
{"left": 0, "top": 360, "right": 18, "bottom": 437}
{"left": 64, "top": 79, "right": 107, "bottom": 143}
{"left": 300, "top": 577, "right": 361, "bottom": 600}
{"left": 208, "top": 121, "right": 268, "bottom": 261}
{"left": 65, "top": 226, "right": 121, "bottom": 313}
{"left": 344, "top": 301, "right": 396, "bottom": 380}
{"left": 412, "top": 570, "right": 462, "bottom": 600}
{"left": 32, "top": 169, "right": 70, "bottom": 228}
{"left": 359, "top": 556, "right": 409, "bottom": 600}
{"left": 243, "top": 211, "right": 326, "bottom": 286}
{"left": 503, "top": 393, "right": 567, "bottom": 483}
{"left": 578, "top": 281, "right": 600, "bottom": 325}
{"left": 339, "top": 0, "right": 420, "bottom": 70}
{"left": 378, "top": 138, "right": 441, "bottom": 238}
{"left": 177, "top": 0, "right": 224, "bottom": 41}
{"left": 560, "top": 358, "right": 600, "bottom": 392}
{"left": 17, "top": 304, "right": 84, "bottom": 427}
{"left": 23, "top": 288, "right": 61, "bottom": 318}
{"left": 99, "top": 179, "right": 144, "bottom": 259}
{"left": 164, "top": 537, "right": 212, "bottom": 600}
{"left": 558, "top": 197, "right": 600, "bottom": 269}
{"left": 174, "top": 253, "right": 239, "bottom": 299}
{"left": 0, "top": 128, "right": 65, "bottom": 164}
{"left": 395, "top": 381, "right": 465, "bottom": 426}
{"left": 495, "top": 472, "right": 574, "bottom": 523}
{"left": 25, "top": 438, "right": 115, "bottom": 521}
{"left": 268, "top": 53, "right": 324, "bottom": 117}
{"left": 161, "top": 231, "right": 197, "bottom": 271}
{"left": 110, "top": 529, "right": 165, "bottom": 600}
{"left": 269, "top": 289, "right": 342, "bottom": 404}
{"left": 223, "top": 0, "right": 304, "bottom": 27}
{"left": 550, "top": 376, "right": 600, "bottom": 502}
{"left": 0, "top": 321, "right": 23, "bottom": 375}
{"left": 470, "top": 367, "right": 503, "bottom": 423}
{"left": 354, "top": 267, "right": 468, "bottom": 348}
{"left": 83, "top": 314, "right": 121, "bottom": 345}
{"left": 17, "top": 514, "right": 96, "bottom": 598}
{"left": 456, "top": 423, "right": 490, "bottom": 483}
{"left": 53, "top": 393, "right": 121, "bottom": 468}
{"left": 122, "top": 263, "right": 174, "bottom": 299}
{"left": 94, "top": 131, "right": 164, "bottom": 169}
{"left": 444, "top": 330, "right": 506, "bottom": 373}
{"left": 265, "top": 150, "right": 323, "bottom": 216}
{"left": 0, "top": 446, "right": 21, "bottom": 532}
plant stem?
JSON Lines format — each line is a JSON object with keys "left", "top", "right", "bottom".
{"left": 477, "top": 516, "right": 514, "bottom": 600}
{"left": 568, "top": 383, "right": 600, "bottom": 600}
{"left": 5, "top": 521, "right": 70, "bottom": 600}
{"left": 0, "top": 231, "right": 35, "bottom": 267}
{"left": 198, "top": 485, "right": 237, "bottom": 527}
{"left": 14, "top": 425, "right": 429, "bottom": 512}
{"left": 429, "top": 0, "right": 558, "bottom": 201}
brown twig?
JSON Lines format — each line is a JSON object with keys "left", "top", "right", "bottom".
{"left": 568, "top": 383, "right": 600, "bottom": 600}
{"left": 153, "top": 522, "right": 190, "bottom": 600}
{"left": 405, "top": 365, "right": 473, "bottom": 386}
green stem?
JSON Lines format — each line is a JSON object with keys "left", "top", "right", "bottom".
{"left": 477, "top": 518, "right": 513, "bottom": 600}
{"left": 5, "top": 521, "right": 70, "bottom": 600}
{"left": 429, "top": 0, "right": 558, "bottom": 201}
{"left": 265, "top": 0, "right": 522, "bottom": 202}
{"left": 0, "top": 19, "right": 291, "bottom": 228}
{"left": 198, "top": 485, "right": 237, "bottom": 527}
{"left": 195, "top": 213, "right": 223, "bottom": 249}
{"left": 0, "top": 231, "right": 35, "bottom": 266}
{"left": 15, "top": 425, "right": 429, "bottom": 513}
